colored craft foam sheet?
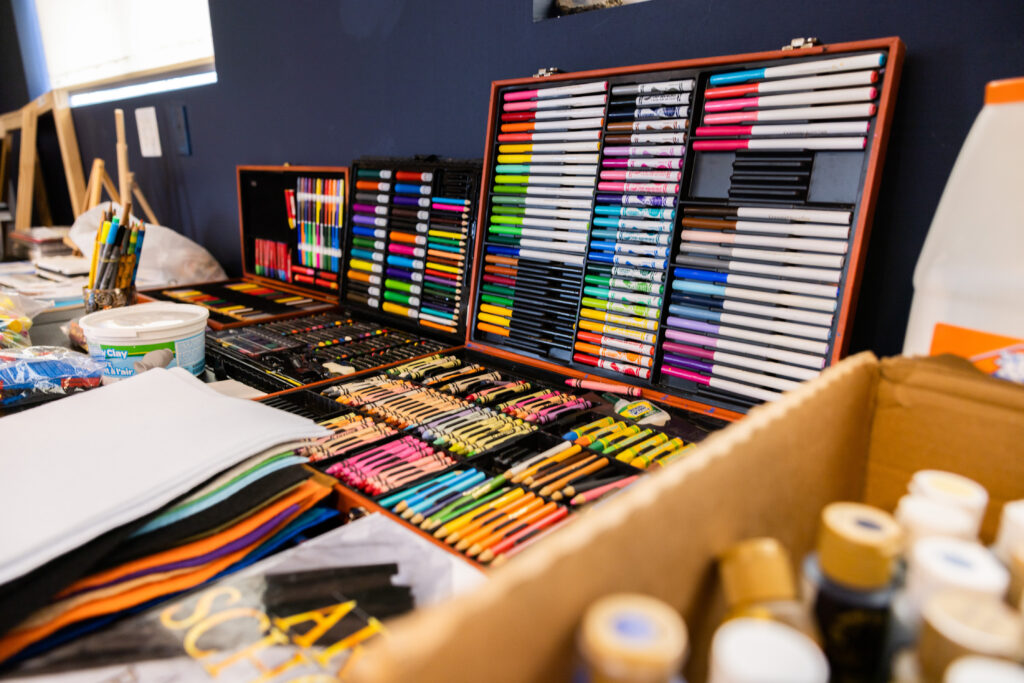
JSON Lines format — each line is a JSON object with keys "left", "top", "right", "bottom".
{"left": 0, "top": 479, "right": 332, "bottom": 662}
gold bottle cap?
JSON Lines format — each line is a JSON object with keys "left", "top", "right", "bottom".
{"left": 816, "top": 502, "right": 902, "bottom": 590}
{"left": 918, "top": 590, "right": 1024, "bottom": 682}
{"left": 578, "top": 593, "right": 688, "bottom": 681}
{"left": 719, "top": 538, "right": 798, "bottom": 608}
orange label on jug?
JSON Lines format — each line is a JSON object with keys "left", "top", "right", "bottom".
{"left": 930, "top": 323, "right": 1024, "bottom": 382}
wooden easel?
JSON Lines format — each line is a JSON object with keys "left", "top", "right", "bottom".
{"left": 0, "top": 90, "right": 87, "bottom": 233}
{"left": 81, "top": 158, "right": 160, "bottom": 225}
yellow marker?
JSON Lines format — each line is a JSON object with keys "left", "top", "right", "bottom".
{"left": 382, "top": 302, "right": 415, "bottom": 318}
{"left": 579, "top": 307, "right": 659, "bottom": 331}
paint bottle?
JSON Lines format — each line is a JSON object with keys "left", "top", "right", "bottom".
{"left": 895, "top": 590, "right": 1024, "bottom": 683}
{"left": 907, "top": 470, "right": 988, "bottom": 539}
{"left": 894, "top": 495, "right": 975, "bottom": 549}
{"left": 803, "top": 502, "right": 903, "bottom": 682}
{"left": 944, "top": 656, "right": 1024, "bottom": 683}
{"left": 708, "top": 618, "right": 828, "bottom": 683}
{"left": 718, "top": 537, "right": 819, "bottom": 642}
{"left": 994, "top": 500, "right": 1024, "bottom": 565}
{"left": 903, "top": 77, "right": 1024, "bottom": 383}
{"left": 575, "top": 593, "right": 688, "bottom": 683}
{"left": 889, "top": 537, "right": 1010, "bottom": 656}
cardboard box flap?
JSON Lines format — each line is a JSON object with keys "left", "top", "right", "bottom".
{"left": 351, "top": 352, "right": 881, "bottom": 683}
{"left": 865, "top": 354, "right": 1024, "bottom": 540}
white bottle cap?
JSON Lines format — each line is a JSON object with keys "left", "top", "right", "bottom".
{"left": 994, "top": 500, "right": 1024, "bottom": 565}
{"left": 708, "top": 618, "right": 828, "bottom": 683}
{"left": 896, "top": 494, "right": 976, "bottom": 547}
{"left": 945, "top": 656, "right": 1024, "bottom": 683}
{"left": 908, "top": 470, "right": 988, "bottom": 537}
{"left": 905, "top": 538, "right": 1010, "bottom": 623}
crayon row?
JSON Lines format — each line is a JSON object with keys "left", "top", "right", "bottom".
{"left": 480, "top": 78, "right": 609, "bottom": 358}
{"left": 294, "top": 176, "right": 345, "bottom": 272}
{"left": 160, "top": 281, "right": 326, "bottom": 322}
{"left": 379, "top": 467, "right": 571, "bottom": 562}
{"left": 695, "top": 53, "right": 884, "bottom": 202}
{"left": 324, "top": 375, "right": 535, "bottom": 457}
{"left": 87, "top": 207, "right": 145, "bottom": 291}
{"left": 302, "top": 413, "right": 457, "bottom": 495}
{"left": 574, "top": 75, "right": 693, "bottom": 381}
{"left": 562, "top": 415, "right": 695, "bottom": 469}
{"left": 385, "top": 354, "right": 595, "bottom": 424}
{"left": 253, "top": 238, "right": 291, "bottom": 283}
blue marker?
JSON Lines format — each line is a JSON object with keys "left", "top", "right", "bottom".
{"left": 709, "top": 52, "right": 886, "bottom": 86}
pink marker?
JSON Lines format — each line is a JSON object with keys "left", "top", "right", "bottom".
{"left": 704, "top": 102, "right": 877, "bottom": 125}
{"left": 695, "top": 121, "right": 871, "bottom": 137}
{"left": 503, "top": 93, "right": 607, "bottom": 112}
{"left": 599, "top": 170, "right": 681, "bottom": 182}
{"left": 693, "top": 137, "right": 866, "bottom": 152}
{"left": 597, "top": 182, "right": 680, "bottom": 194}
{"left": 704, "top": 86, "right": 877, "bottom": 113}
{"left": 705, "top": 69, "right": 879, "bottom": 99}
{"left": 503, "top": 81, "right": 608, "bottom": 102}
{"left": 388, "top": 243, "right": 425, "bottom": 257}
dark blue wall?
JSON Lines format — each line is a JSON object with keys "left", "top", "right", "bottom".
{"left": 63, "top": 0, "right": 1024, "bottom": 355}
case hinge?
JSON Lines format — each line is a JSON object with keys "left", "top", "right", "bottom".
{"left": 532, "top": 67, "right": 563, "bottom": 78}
{"left": 782, "top": 37, "right": 822, "bottom": 50}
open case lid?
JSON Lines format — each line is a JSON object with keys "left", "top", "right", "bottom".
{"left": 342, "top": 156, "right": 483, "bottom": 347}
{"left": 237, "top": 165, "right": 349, "bottom": 302}
{"left": 465, "top": 37, "right": 905, "bottom": 421}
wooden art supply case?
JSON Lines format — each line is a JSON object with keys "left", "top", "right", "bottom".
{"left": 142, "top": 165, "right": 349, "bottom": 329}
{"left": 204, "top": 158, "right": 484, "bottom": 393}
{"left": 466, "top": 37, "right": 904, "bottom": 420}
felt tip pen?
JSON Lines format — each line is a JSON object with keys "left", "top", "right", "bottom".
{"left": 665, "top": 315, "right": 829, "bottom": 355}
{"left": 704, "top": 86, "right": 877, "bottom": 113}
{"left": 501, "top": 118, "right": 605, "bottom": 133}
{"left": 573, "top": 353, "right": 651, "bottom": 379}
{"left": 692, "top": 137, "right": 867, "bottom": 152}
{"left": 705, "top": 69, "right": 878, "bottom": 99}
{"left": 663, "top": 340, "right": 818, "bottom": 382}
{"left": 709, "top": 52, "right": 886, "bottom": 86}
{"left": 504, "top": 80, "right": 608, "bottom": 101}
{"left": 664, "top": 327, "right": 825, "bottom": 370}
{"left": 680, "top": 216, "right": 849, "bottom": 240}
{"left": 679, "top": 229, "right": 848, "bottom": 255}
{"left": 671, "top": 274, "right": 836, "bottom": 314}
{"left": 502, "top": 93, "right": 608, "bottom": 112}
{"left": 680, "top": 242, "right": 844, "bottom": 269}
{"left": 695, "top": 121, "right": 871, "bottom": 138}
{"left": 612, "top": 79, "right": 694, "bottom": 95}
{"left": 704, "top": 102, "right": 877, "bottom": 125}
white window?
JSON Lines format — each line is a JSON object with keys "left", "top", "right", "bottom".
{"left": 30, "top": 0, "right": 216, "bottom": 105}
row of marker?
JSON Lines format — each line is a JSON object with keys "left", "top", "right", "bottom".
{"left": 575, "top": 76, "right": 695, "bottom": 380}
{"left": 479, "top": 79, "right": 609, "bottom": 357}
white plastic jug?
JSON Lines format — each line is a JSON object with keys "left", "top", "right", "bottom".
{"left": 903, "top": 77, "right": 1024, "bottom": 383}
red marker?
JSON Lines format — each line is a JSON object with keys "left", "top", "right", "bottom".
{"left": 704, "top": 70, "right": 879, "bottom": 99}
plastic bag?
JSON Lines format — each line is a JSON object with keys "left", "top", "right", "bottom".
{"left": 69, "top": 203, "right": 227, "bottom": 288}
{"left": 0, "top": 292, "right": 52, "bottom": 349}
{"left": 0, "top": 346, "right": 105, "bottom": 408}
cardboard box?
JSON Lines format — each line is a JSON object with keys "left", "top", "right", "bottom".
{"left": 349, "top": 352, "right": 1024, "bottom": 682}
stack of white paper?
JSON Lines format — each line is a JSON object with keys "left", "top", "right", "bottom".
{"left": 0, "top": 368, "right": 328, "bottom": 585}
